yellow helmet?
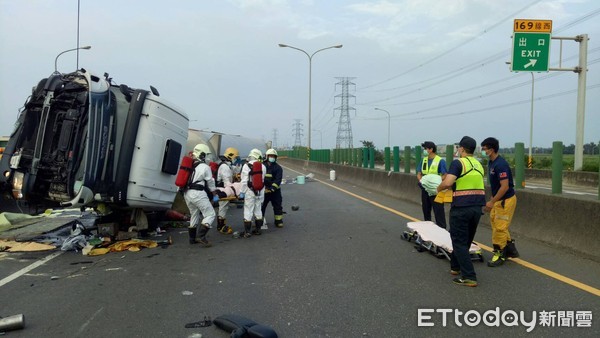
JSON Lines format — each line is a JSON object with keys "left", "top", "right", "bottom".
{"left": 223, "top": 147, "right": 239, "bottom": 161}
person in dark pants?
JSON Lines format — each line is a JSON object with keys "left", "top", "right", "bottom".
{"left": 417, "top": 141, "right": 447, "bottom": 228}
{"left": 261, "top": 149, "right": 284, "bottom": 228}
{"left": 437, "top": 136, "right": 486, "bottom": 287}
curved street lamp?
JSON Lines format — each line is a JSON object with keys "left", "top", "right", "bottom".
{"left": 279, "top": 43, "right": 343, "bottom": 159}
{"left": 54, "top": 45, "right": 92, "bottom": 74}
{"left": 374, "top": 108, "right": 391, "bottom": 149}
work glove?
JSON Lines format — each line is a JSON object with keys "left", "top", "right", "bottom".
{"left": 238, "top": 192, "right": 245, "bottom": 199}
{"left": 212, "top": 195, "right": 220, "bottom": 203}
{"left": 264, "top": 188, "right": 272, "bottom": 193}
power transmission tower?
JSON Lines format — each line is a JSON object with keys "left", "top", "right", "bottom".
{"left": 272, "top": 128, "right": 278, "bottom": 149}
{"left": 292, "top": 119, "right": 304, "bottom": 147}
{"left": 334, "top": 77, "right": 356, "bottom": 149}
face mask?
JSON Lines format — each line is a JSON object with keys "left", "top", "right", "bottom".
{"left": 422, "top": 150, "right": 428, "bottom": 156}
{"left": 481, "top": 150, "right": 488, "bottom": 158}
{"left": 268, "top": 157, "right": 276, "bottom": 163}
{"left": 455, "top": 149, "right": 461, "bottom": 157}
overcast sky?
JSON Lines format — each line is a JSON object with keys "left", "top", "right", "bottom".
{"left": 1, "top": 0, "right": 598, "bottom": 150}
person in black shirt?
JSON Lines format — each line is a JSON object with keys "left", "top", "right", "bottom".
{"left": 481, "top": 137, "right": 520, "bottom": 267}
{"left": 261, "top": 149, "right": 284, "bottom": 228}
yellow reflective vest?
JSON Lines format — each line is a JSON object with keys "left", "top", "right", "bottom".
{"left": 454, "top": 156, "right": 485, "bottom": 198}
{"left": 421, "top": 155, "right": 442, "bottom": 175}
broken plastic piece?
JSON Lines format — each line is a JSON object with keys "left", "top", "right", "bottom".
{"left": 185, "top": 315, "right": 212, "bottom": 328}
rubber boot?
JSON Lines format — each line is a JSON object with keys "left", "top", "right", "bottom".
{"left": 197, "top": 225, "right": 212, "bottom": 247}
{"left": 504, "top": 239, "right": 520, "bottom": 258}
{"left": 253, "top": 219, "right": 263, "bottom": 235}
{"left": 216, "top": 218, "right": 225, "bottom": 232}
{"left": 188, "top": 227, "right": 197, "bottom": 244}
{"left": 274, "top": 215, "right": 284, "bottom": 228}
{"left": 487, "top": 244, "right": 506, "bottom": 267}
{"left": 243, "top": 220, "right": 252, "bottom": 238}
{"left": 218, "top": 218, "right": 233, "bottom": 235}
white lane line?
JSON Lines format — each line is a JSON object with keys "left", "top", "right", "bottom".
{"left": 77, "top": 307, "right": 104, "bottom": 335}
{"left": 0, "top": 251, "right": 64, "bottom": 287}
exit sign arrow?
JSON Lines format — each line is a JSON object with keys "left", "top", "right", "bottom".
{"left": 524, "top": 59, "right": 538, "bottom": 69}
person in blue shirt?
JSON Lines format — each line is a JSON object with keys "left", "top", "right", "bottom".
{"left": 481, "top": 137, "right": 519, "bottom": 267}
{"left": 417, "top": 141, "right": 447, "bottom": 228}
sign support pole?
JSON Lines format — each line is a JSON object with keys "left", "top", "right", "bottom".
{"left": 575, "top": 34, "right": 588, "bottom": 171}
{"left": 529, "top": 73, "right": 534, "bottom": 169}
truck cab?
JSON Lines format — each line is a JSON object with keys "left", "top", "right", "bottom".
{"left": 0, "top": 69, "right": 189, "bottom": 211}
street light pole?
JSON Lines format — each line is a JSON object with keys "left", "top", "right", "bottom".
{"left": 279, "top": 43, "right": 343, "bottom": 160}
{"left": 54, "top": 45, "right": 92, "bottom": 74}
{"left": 374, "top": 108, "right": 391, "bottom": 149}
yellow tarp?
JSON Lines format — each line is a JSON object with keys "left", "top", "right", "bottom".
{"left": 0, "top": 240, "right": 56, "bottom": 252}
{"left": 87, "top": 239, "right": 158, "bottom": 256}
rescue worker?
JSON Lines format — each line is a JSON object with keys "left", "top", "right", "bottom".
{"left": 239, "top": 148, "right": 266, "bottom": 238}
{"left": 231, "top": 152, "right": 244, "bottom": 182}
{"left": 261, "top": 149, "right": 284, "bottom": 228}
{"left": 481, "top": 137, "right": 519, "bottom": 267}
{"left": 185, "top": 143, "right": 220, "bottom": 247}
{"left": 417, "top": 141, "right": 448, "bottom": 229}
{"left": 215, "top": 147, "right": 239, "bottom": 235}
{"left": 437, "top": 136, "right": 485, "bottom": 287}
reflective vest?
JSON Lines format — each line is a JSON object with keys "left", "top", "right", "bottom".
{"left": 422, "top": 155, "right": 442, "bottom": 175}
{"left": 453, "top": 157, "right": 485, "bottom": 198}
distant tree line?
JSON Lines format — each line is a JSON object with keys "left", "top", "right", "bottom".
{"left": 500, "top": 142, "right": 599, "bottom": 155}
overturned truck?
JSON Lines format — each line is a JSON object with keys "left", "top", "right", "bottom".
{"left": 0, "top": 69, "right": 189, "bottom": 214}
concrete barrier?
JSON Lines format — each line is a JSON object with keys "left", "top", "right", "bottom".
{"left": 283, "top": 158, "right": 600, "bottom": 261}
{"left": 525, "top": 168, "right": 598, "bottom": 186}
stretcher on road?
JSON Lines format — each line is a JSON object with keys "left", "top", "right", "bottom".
{"left": 401, "top": 221, "right": 483, "bottom": 262}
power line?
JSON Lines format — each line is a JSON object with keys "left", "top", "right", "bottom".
{"left": 359, "top": 0, "right": 543, "bottom": 90}
{"left": 358, "top": 6, "right": 600, "bottom": 101}
{"left": 359, "top": 48, "right": 600, "bottom": 108}
{"left": 394, "top": 83, "right": 600, "bottom": 121}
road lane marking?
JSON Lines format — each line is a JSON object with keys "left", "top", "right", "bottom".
{"left": 477, "top": 243, "right": 600, "bottom": 297}
{"left": 0, "top": 251, "right": 64, "bottom": 287}
{"left": 77, "top": 307, "right": 105, "bottom": 335}
{"left": 285, "top": 167, "right": 600, "bottom": 297}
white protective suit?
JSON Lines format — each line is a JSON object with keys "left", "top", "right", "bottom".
{"left": 240, "top": 159, "right": 266, "bottom": 221}
{"left": 184, "top": 161, "right": 217, "bottom": 227}
{"left": 216, "top": 161, "right": 234, "bottom": 219}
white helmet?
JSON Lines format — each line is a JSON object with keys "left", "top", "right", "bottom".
{"left": 248, "top": 148, "right": 263, "bottom": 161}
{"left": 266, "top": 148, "right": 278, "bottom": 157}
{"left": 193, "top": 143, "right": 211, "bottom": 159}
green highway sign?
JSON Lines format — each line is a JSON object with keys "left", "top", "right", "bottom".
{"left": 511, "top": 32, "right": 551, "bottom": 72}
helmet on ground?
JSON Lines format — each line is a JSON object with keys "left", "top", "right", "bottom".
{"left": 193, "top": 143, "right": 211, "bottom": 159}
{"left": 266, "top": 148, "right": 278, "bottom": 157}
{"left": 223, "top": 147, "right": 239, "bottom": 161}
{"left": 248, "top": 148, "right": 263, "bottom": 161}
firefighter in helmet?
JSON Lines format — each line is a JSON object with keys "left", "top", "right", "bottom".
{"left": 261, "top": 148, "right": 284, "bottom": 228}
{"left": 184, "top": 143, "right": 220, "bottom": 246}
{"left": 215, "top": 147, "right": 239, "bottom": 234}
{"left": 239, "top": 148, "right": 266, "bottom": 237}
